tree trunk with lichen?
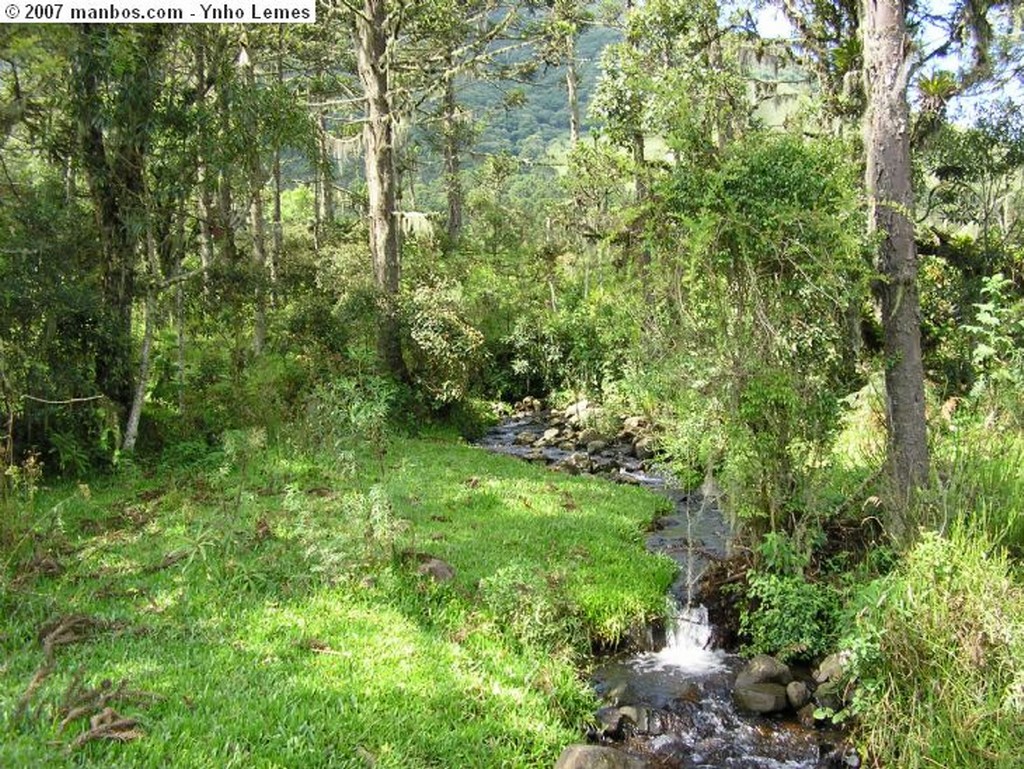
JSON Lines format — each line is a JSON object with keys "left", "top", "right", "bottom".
{"left": 863, "top": 0, "right": 929, "bottom": 519}
{"left": 354, "top": 0, "right": 408, "bottom": 382}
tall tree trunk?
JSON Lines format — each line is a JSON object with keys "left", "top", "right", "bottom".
{"left": 566, "top": 49, "right": 581, "bottom": 145}
{"left": 72, "top": 27, "right": 161, "bottom": 416}
{"left": 863, "top": 0, "right": 929, "bottom": 516}
{"left": 216, "top": 70, "right": 238, "bottom": 265}
{"left": 355, "top": 0, "right": 408, "bottom": 382}
{"left": 441, "top": 73, "right": 463, "bottom": 243}
{"left": 250, "top": 180, "right": 268, "bottom": 354}
{"left": 122, "top": 227, "right": 160, "bottom": 455}
{"left": 271, "top": 27, "right": 284, "bottom": 298}
{"left": 240, "top": 47, "right": 268, "bottom": 355}
{"left": 316, "top": 110, "right": 336, "bottom": 228}
{"left": 195, "top": 39, "right": 215, "bottom": 289}
{"left": 272, "top": 148, "right": 282, "bottom": 296}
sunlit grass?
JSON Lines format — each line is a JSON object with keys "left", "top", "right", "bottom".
{"left": 0, "top": 434, "right": 674, "bottom": 768}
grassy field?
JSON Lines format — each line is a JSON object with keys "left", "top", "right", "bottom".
{"left": 0, "top": 432, "right": 675, "bottom": 768}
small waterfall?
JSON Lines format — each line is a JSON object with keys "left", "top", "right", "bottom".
{"left": 478, "top": 413, "right": 845, "bottom": 768}
{"left": 653, "top": 604, "right": 728, "bottom": 673}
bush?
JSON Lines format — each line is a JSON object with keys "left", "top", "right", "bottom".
{"left": 404, "top": 280, "right": 485, "bottom": 407}
{"left": 739, "top": 570, "right": 840, "bottom": 663}
{"left": 644, "top": 133, "right": 868, "bottom": 540}
{"left": 844, "top": 528, "right": 1024, "bottom": 768}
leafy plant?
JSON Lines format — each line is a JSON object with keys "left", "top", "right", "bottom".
{"left": 739, "top": 570, "right": 840, "bottom": 663}
{"left": 479, "top": 564, "right": 585, "bottom": 657}
{"left": 844, "top": 528, "right": 1024, "bottom": 768}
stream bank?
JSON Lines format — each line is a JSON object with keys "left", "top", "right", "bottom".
{"left": 477, "top": 401, "right": 858, "bottom": 769}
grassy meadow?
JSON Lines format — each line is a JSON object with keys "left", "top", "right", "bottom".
{"left": 0, "top": 433, "right": 676, "bottom": 768}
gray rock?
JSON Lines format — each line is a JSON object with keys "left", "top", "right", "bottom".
{"left": 415, "top": 557, "right": 455, "bottom": 583}
{"left": 735, "top": 654, "right": 794, "bottom": 688}
{"left": 540, "top": 427, "right": 561, "bottom": 444}
{"left": 590, "top": 456, "right": 616, "bottom": 473}
{"left": 554, "top": 745, "right": 649, "bottom": 769}
{"left": 563, "top": 400, "right": 590, "bottom": 423}
{"left": 586, "top": 440, "right": 608, "bottom": 455}
{"left": 733, "top": 682, "right": 789, "bottom": 714}
{"left": 556, "top": 453, "right": 590, "bottom": 475}
{"left": 594, "top": 707, "right": 627, "bottom": 740}
{"left": 559, "top": 441, "right": 576, "bottom": 451}
{"left": 786, "top": 680, "right": 811, "bottom": 709}
{"left": 514, "top": 431, "right": 539, "bottom": 446}
{"left": 796, "top": 703, "right": 817, "bottom": 728}
{"left": 578, "top": 427, "right": 602, "bottom": 445}
{"left": 618, "top": 705, "right": 650, "bottom": 733}
{"left": 814, "top": 680, "right": 846, "bottom": 712}
{"left": 633, "top": 436, "right": 656, "bottom": 461}
{"left": 622, "top": 416, "right": 649, "bottom": 434}
{"left": 814, "top": 651, "right": 851, "bottom": 684}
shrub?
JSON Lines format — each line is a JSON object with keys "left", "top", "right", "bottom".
{"left": 844, "top": 528, "right": 1024, "bottom": 768}
{"left": 739, "top": 570, "right": 840, "bottom": 663}
{"left": 647, "top": 133, "right": 868, "bottom": 539}
{"left": 404, "top": 280, "right": 484, "bottom": 407}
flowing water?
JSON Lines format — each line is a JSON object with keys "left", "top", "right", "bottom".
{"left": 478, "top": 412, "right": 853, "bottom": 769}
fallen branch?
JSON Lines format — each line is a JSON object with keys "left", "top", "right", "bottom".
{"left": 68, "top": 707, "right": 144, "bottom": 749}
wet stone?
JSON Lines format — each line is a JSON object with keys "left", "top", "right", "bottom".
{"left": 814, "top": 680, "right": 845, "bottom": 712}
{"left": 554, "top": 745, "right": 648, "bottom": 769}
{"left": 787, "top": 680, "right": 812, "bottom": 709}
{"left": 735, "top": 654, "right": 793, "bottom": 688}
{"left": 814, "top": 651, "right": 850, "bottom": 684}
{"left": 797, "top": 703, "right": 817, "bottom": 728}
{"left": 514, "top": 431, "right": 539, "bottom": 446}
{"left": 733, "top": 682, "right": 789, "bottom": 714}
{"left": 633, "top": 436, "right": 656, "bottom": 460}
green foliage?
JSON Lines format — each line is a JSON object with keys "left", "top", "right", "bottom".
{"left": 927, "top": 418, "right": 1024, "bottom": 553}
{"left": 739, "top": 569, "right": 840, "bottom": 663}
{"left": 964, "top": 273, "right": 1024, "bottom": 403}
{"left": 652, "top": 133, "right": 868, "bottom": 536}
{"left": 480, "top": 564, "right": 585, "bottom": 657}
{"left": 303, "top": 368, "right": 398, "bottom": 476}
{"left": 404, "top": 280, "right": 484, "bottom": 406}
{"left": 844, "top": 528, "right": 1024, "bottom": 768}
{"left": 0, "top": 432, "right": 671, "bottom": 768}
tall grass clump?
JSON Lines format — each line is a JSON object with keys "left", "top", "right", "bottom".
{"left": 845, "top": 526, "right": 1024, "bottom": 768}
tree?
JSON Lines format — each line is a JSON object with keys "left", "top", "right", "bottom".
{"left": 862, "top": 0, "right": 930, "bottom": 512}
{"left": 71, "top": 26, "right": 168, "bottom": 416}
{"left": 352, "top": 0, "right": 409, "bottom": 382}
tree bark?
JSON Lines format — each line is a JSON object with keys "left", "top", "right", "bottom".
{"left": 215, "top": 67, "right": 239, "bottom": 265}
{"left": 566, "top": 49, "right": 581, "bottom": 145}
{"left": 72, "top": 27, "right": 162, "bottom": 416}
{"left": 195, "top": 37, "right": 215, "bottom": 290}
{"left": 441, "top": 73, "right": 463, "bottom": 243}
{"left": 249, "top": 175, "right": 268, "bottom": 354}
{"left": 314, "top": 109, "right": 335, "bottom": 240}
{"left": 355, "top": 0, "right": 408, "bottom": 381}
{"left": 863, "top": 0, "right": 929, "bottom": 513}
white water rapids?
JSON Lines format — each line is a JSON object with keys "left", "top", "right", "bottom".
{"left": 652, "top": 604, "right": 729, "bottom": 674}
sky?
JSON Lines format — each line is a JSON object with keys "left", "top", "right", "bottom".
{"left": 752, "top": 1, "right": 1022, "bottom": 125}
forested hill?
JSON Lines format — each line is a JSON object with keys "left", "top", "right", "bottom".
{"left": 466, "top": 23, "right": 620, "bottom": 156}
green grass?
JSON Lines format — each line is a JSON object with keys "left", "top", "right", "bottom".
{"left": 844, "top": 526, "right": 1024, "bottom": 768}
{"left": 0, "top": 434, "right": 675, "bottom": 768}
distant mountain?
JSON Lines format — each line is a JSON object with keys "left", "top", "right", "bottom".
{"left": 462, "top": 23, "right": 621, "bottom": 158}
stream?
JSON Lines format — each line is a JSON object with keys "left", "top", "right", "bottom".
{"left": 478, "top": 409, "right": 855, "bottom": 769}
